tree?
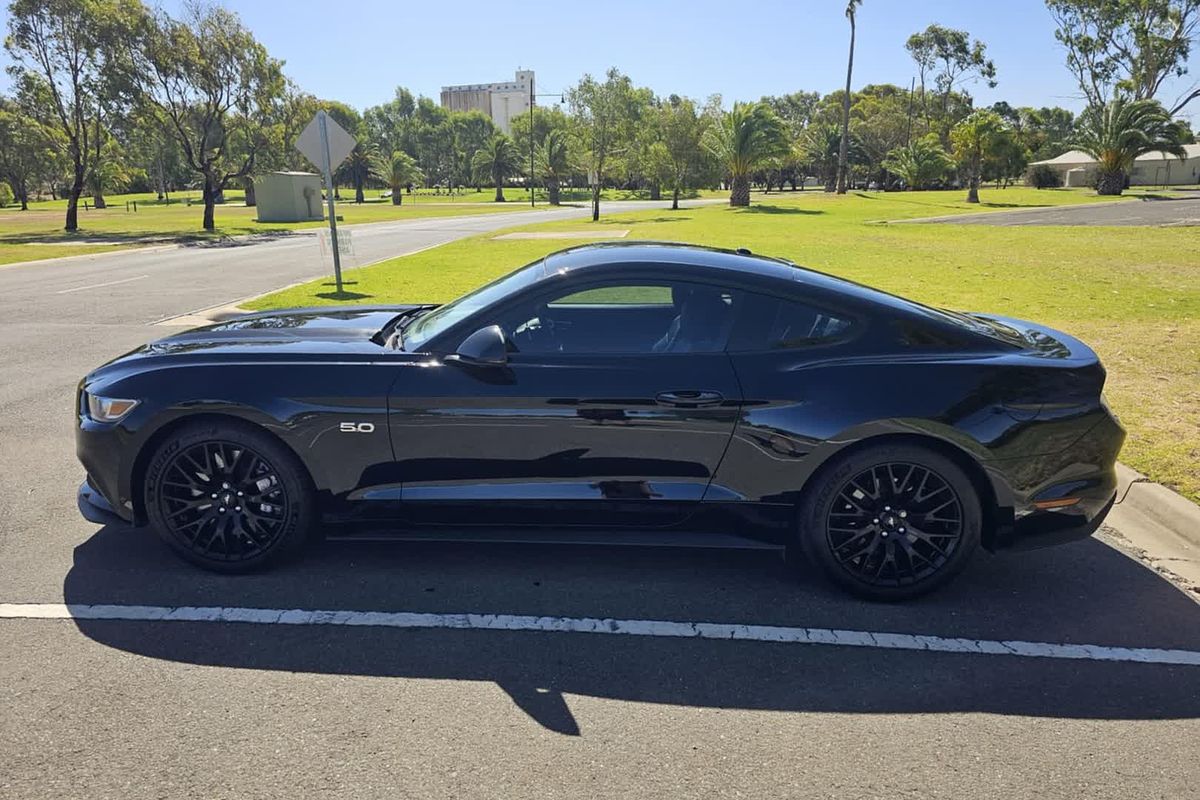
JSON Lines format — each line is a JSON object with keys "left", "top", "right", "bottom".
{"left": 137, "top": 4, "right": 285, "bottom": 230}
{"left": 388, "top": 150, "right": 423, "bottom": 205}
{"left": 1072, "top": 96, "right": 1188, "bottom": 194}
{"left": 906, "top": 24, "right": 998, "bottom": 135}
{"left": 950, "top": 110, "right": 1008, "bottom": 203}
{"left": 702, "top": 101, "right": 789, "bottom": 206}
{"left": 761, "top": 91, "right": 821, "bottom": 138}
{"left": 338, "top": 142, "right": 387, "bottom": 204}
{"left": 535, "top": 128, "right": 574, "bottom": 206}
{"left": 658, "top": 96, "right": 710, "bottom": 209}
{"left": 1047, "top": 0, "right": 1200, "bottom": 114}
{"left": 0, "top": 99, "right": 52, "bottom": 210}
{"left": 471, "top": 134, "right": 522, "bottom": 202}
{"left": 568, "top": 68, "right": 641, "bottom": 221}
{"left": 838, "top": 0, "right": 864, "bottom": 194}
{"left": 5, "top": 0, "right": 142, "bottom": 231}
{"left": 882, "top": 134, "right": 953, "bottom": 189}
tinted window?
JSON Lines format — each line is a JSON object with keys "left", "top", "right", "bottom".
{"left": 497, "top": 281, "right": 738, "bottom": 355}
{"left": 729, "top": 293, "right": 852, "bottom": 351}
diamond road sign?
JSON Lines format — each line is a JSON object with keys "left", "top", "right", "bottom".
{"left": 295, "top": 111, "right": 357, "bottom": 175}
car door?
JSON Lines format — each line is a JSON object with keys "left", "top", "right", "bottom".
{"left": 387, "top": 277, "right": 743, "bottom": 528}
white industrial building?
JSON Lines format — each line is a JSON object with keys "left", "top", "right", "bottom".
{"left": 1028, "top": 144, "right": 1200, "bottom": 187}
{"left": 440, "top": 70, "right": 533, "bottom": 134}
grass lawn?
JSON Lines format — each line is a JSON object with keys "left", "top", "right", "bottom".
{"left": 246, "top": 186, "right": 1200, "bottom": 503}
{"left": 0, "top": 188, "right": 543, "bottom": 267}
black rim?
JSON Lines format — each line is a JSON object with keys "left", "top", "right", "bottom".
{"left": 825, "top": 462, "right": 964, "bottom": 587}
{"left": 157, "top": 440, "right": 289, "bottom": 561}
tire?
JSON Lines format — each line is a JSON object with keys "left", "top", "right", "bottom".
{"left": 143, "top": 419, "right": 315, "bottom": 572}
{"left": 797, "top": 443, "right": 981, "bottom": 601}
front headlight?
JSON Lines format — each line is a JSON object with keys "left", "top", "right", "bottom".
{"left": 87, "top": 394, "right": 139, "bottom": 422}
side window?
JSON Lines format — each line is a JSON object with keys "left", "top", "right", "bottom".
{"left": 729, "top": 293, "right": 853, "bottom": 352}
{"left": 501, "top": 281, "right": 738, "bottom": 355}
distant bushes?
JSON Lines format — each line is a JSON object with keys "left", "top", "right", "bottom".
{"left": 1026, "top": 164, "right": 1062, "bottom": 188}
{"left": 0, "top": 181, "right": 13, "bottom": 207}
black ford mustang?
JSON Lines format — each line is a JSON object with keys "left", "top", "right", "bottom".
{"left": 76, "top": 243, "right": 1124, "bottom": 599}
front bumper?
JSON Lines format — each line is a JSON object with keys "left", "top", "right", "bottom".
{"left": 78, "top": 479, "right": 132, "bottom": 527}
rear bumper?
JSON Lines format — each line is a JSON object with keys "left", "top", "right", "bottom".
{"left": 994, "top": 461, "right": 1119, "bottom": 551}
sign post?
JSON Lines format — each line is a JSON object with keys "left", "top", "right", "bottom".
{"left": 296, "top": 110, "right": 357, "bottom": 294}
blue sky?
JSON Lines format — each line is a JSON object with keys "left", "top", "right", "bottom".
{"left": 2, "top": 0, "right": 1198, "bottom": 124}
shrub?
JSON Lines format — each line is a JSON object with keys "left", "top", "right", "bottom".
{"left": 1026, "top": 164, "right": 1062, "bottom": 189}
{"left": 0, "top": 181, "right": 13, "bottom": 207}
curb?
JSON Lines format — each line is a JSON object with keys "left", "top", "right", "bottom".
{"left": 1108, "top": 463, "right": 1200, "bottom": 588}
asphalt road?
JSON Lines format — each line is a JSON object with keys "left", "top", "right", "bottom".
{"left": 927, "top": 192, "right": 1200, "bottom": 226}
{"left": 1, "top": 202, "right": 1199, "bottom": 799}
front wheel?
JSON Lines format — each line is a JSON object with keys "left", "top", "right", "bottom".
{"left": 797, "top": 444, "right": 981, "bottom": 601}
{"left": 144, "top": 420, "right": 315, "bottom": 572}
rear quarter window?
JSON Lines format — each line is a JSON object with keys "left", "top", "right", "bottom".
{"left": 729, "top": 293, "right": 854, "bottom": 352}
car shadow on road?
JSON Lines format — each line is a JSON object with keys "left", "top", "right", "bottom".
{"left": 63, "top": 526, "right": 1200, "bottom": 735}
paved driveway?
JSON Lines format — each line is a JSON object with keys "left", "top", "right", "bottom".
{"left": 1, "top": 202, "right": 1198, "bottom": 799}
{"left": 916, "top": 193, "right": 1200, "bottom": 226}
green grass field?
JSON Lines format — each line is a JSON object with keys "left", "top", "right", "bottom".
{"left": 0, "top": 187, "right": 545, "bottom": 266}
{"left": 247, "top": 187, "right": 1200, "bottom": 503}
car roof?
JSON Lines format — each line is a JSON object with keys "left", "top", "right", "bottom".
{"left": 540, "top": 241, "right": 945, "bottom": 320}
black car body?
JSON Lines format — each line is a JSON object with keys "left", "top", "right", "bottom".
{"left": 76, "top": 243, "right": 1124, "bottom": 598}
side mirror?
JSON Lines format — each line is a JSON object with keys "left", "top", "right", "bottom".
{"left": 445, "top": 325, "right": 508, "bottom": 366}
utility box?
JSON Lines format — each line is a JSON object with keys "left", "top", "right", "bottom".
{"left": 254, "top": 171, "right": 324, "bottom": 222}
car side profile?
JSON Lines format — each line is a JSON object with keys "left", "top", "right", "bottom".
{"left": 76, "top": 242, "right": 1125, "bottom": 600}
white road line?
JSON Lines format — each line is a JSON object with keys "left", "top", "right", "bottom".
{"left": 2, "top": 602, "right": 1198, "bottom": 666}
{"left": 55, "top": 274, "right": 149, "bottom": 294}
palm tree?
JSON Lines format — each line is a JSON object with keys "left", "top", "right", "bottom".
{"left": 837, "top": 0, "right": 863, "bottom": 194}
{"left": 1073, "top": 97, "right": 1188, "bottom": 196}
{"left": 804, "top": 123, "right": 864, "bottom": 192}
{"left": 882, "top": 134, "right": 952, "bottom": 190}
{"left": 535, "top": 128, "right": 574, "bottom": 206}
{"left": 950, "top": 110, "right": 1006, "bottom": 203}
{"left": 702, "top": 102, "right": 789, "bottom": 207}
{"left": 338, "top": 142, "right": 388, "bottom": 204}
{"left": 471, "top": 134, "right": 522, "bottom": 202}
{"left": 389, "top": 150, "right": 424, "bottom": 206}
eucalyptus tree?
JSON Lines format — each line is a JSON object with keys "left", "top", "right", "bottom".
{"left": 906, "top": 24, "right": 998, "bottom": 136}
{"left": 137, "top": 4, "right": 286, "bottom": 230}
{"left": 0, "top": 98, "right": 52, "bottom": 210}
{"left": 568, "top": 68, "right": 642, "bottom": 221}
{"left": 659, "top": 96, "right": 710, "bottom": 209}
{"left": 5, "top": 0, "right": 144, "bottom": 230}
{"left": 1048, "top": 0, "right": 1200, "bottom": 114}
{"left": 1072, "top": 97, "right": 1188, "bottom": 194}
{"left": 702, "top": 101, "right": 789, "bottom": 206}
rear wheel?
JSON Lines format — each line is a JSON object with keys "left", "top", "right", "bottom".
{"left": 797, "top": 443, "right": 981, "bottom": 601}
{"left": 144, "top": 420, "right": 314, "bottom": 572}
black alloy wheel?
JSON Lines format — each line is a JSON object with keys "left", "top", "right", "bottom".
{"left": 144, "top": 421, "right": 313, "bottom": 571}
{"left": 798, "top": 443, "right": 981, "bottom": 600}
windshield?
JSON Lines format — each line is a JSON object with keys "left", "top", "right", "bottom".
{"left": 403, "top": 258, "right": 546, "bottom": 351}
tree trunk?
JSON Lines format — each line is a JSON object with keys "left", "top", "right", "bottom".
{"left": 966, "top": 174, "right": 980, "bottom": 204}
{"left": 730, "top": 173, "right": 751, "bottom": 206}
{"left": 355, "top": 178, "right": 365, "bottom": 204}
{"left": 244, "top": 177, "right": 257, "bottom": 207}
{"left": 836, "top": 14, "right": 856, "bottom": 195}
{"left": 672, "top": 186, "right": 680, "bottom": 210}
{"left": 65, "top": 164, "right": 84, "bottom": 232}
{"left": 1096, "top": 170, "right": 1125, "bottom": 196}
{"left": 202, "top": 175, "right": 217, "bottom": 231}
{"left": 391, "top": 186, "right": 403, "bottom": 205}
{"left": 92, "top": 190, "right": 106, "bottom": 209}
{"left": 494, "top": 183, "right": 505, "bottom": 202}
{"left": 591, "top": 183, "right": 600, "bottom": 221}
{"left": 548, "top": 180, "right": 560, "bottom": 206}
{"left": 649, "top": 183, "right": 661, "bottom": 201}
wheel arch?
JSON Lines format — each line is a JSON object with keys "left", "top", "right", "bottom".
{"left": 795, "top": 431, "right": 1007, "bottom": 551}
{"left": 128, "top": 411, "right": 319, "bottom": 525}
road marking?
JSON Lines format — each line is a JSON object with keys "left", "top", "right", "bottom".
{"left": 55, "top": 274, "right": 149, "bottom": 294}
{"left": 2, "top": 602, "right": 1198, "bottom": 666}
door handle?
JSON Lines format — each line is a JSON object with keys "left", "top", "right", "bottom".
{"left": 656, "top": 390, "right": 725, "bottom": 408}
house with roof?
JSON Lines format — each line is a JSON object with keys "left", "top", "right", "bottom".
{"left": 1028, "top": 144, "right": 1200, "bottom": 187}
